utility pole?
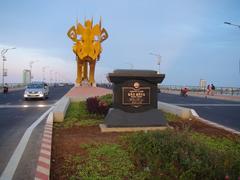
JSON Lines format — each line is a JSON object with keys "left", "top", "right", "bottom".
{"left": 149, "top": 52, "right": 161, "bottom": 74}
{"left": 224, "top": 22, "right": 240, "bottom": 85}
{"left": 124, "top": 62, "right": 134, "bottom": 69}
{"left": 49, "top": 70, "right": 53, "bottom": 85}
{"left": 224, "top": 22, "right": 240, "bottom": 29}
{"left": 1, "top": 47, "right": 16, "bottom": 88}
{"left": 29, "top": 60, "right": 38, "bottom": 83}
{"left": 54, "top": 72, "right": 58, "bottom": 84}
{"left": 42, "top": 66, "right": 49, "bottom": 82}
{"left": 239, "top": 59, "right": 240, "bottom": 75}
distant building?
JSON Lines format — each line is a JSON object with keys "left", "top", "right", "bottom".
{"left": 23, "top": 70, "right": 31, "bottom": 85}
{"left": 199, "top": 79, "right": 207, "bottom": 89}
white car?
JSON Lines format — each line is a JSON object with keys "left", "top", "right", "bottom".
{"left": 24, "top": 82, "right": 49, "bottom": 100}
{"left": 58, "top": 83, "right": 65, "bottom": 87}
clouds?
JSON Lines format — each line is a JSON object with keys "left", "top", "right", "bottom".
{"left": 0, "top": 44, "right": 114, "bottom": 84}
{"left": 0, "top": 0, "right": 240, "bottom": 86}
{"left": 0, "top": 44, "right": 75, "bottom": 83}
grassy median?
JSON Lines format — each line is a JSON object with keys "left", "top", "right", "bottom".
{"left": 52, "top": 96, "right": 240, "bottom": 179}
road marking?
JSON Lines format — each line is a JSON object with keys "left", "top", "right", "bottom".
{"left": 0, "top": 106, "right": 54, "bottom": 180}
{"left": 173, "top": 103, "right": 240, "bottom": 107}
{"left": 0, "top": 104, "right": 53, "bottom": 108}
{"left": 0, "top": 96, "right": 64, "bottom": 179}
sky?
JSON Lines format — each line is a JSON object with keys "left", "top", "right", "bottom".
{"left": 0, "top": 0, "right": 240, "bottom": 87}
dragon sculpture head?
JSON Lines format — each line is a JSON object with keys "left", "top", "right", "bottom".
{"left": 67, "top": 18, "right": 108, "bottom": 61}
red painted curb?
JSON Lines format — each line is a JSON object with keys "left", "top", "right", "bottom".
{"left": 34, "top": 113, "right": 53, "bottom": 180}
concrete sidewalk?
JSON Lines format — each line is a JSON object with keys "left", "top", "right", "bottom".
{"left": 52, "top": 86, "right": 112, "bottom": 122}
{"left": 162, "top": 90, "right": 240, "bottom": 102}
{"left": 66, "top": 86, "right": 112, "bottom": 102}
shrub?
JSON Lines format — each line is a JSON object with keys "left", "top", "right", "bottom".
{"left": 99, "top": 94, "right": 113, "bottom": 107}
{"left": 86, "top": 97, "right": 99, "bottom": 114}
{"left": 86, "top": 97, "right": 109, "bottom": 116}
{"left": 125, "top": 130, "right": 240, "bottom": 179}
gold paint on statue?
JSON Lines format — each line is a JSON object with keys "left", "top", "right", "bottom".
{"left": 67, "top": 18, "right": 108, "bottom": 85}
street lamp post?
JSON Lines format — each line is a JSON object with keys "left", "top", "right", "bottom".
{"left": 238, "top": 58, "right": 240, "bottom": 75}
{"left": 149, "top": 53, "right": 161, "bottom": 74}
{"left": 49, "top": 70, "right": 53, "bottom": 85}
{"left": 1, "top": 47, "right": 16, "bottom": 89}
{"left": 29, "top": 60, "right": 38, "bottom": 83}
{"left": 224, "top": 22, "right": 240, "bottom": 83}
{"left": 42, "top": 66, "right": 49, "bottom": 82}
{"left": 124, "top": 62, "right": 134, "bottom": 69}
{"left": 224, "top": 22, "right": 240, "bottom": 29}
{"left": 54, "top": 72, "right": 58, "bottom": 84}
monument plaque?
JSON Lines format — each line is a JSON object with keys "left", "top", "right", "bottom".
{"left": 105, "top": 69, "right": 167, "bottom": 127}
{"left": 122, "top": 85, "right": 150, "bottom": 107}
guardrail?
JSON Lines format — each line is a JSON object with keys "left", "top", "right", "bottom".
{"left": 97, "top": 83, "right": 240, "bottom": 96}
{"left": 96, "top": 83, "right": 112, "bottom": 89}
{"left": 159, "top": 85, "right": 240, "bottom": 96}
{"left": 0, "top": 83, "right": 25, "bottom": 89}
{"left": 0, "top": 82, "right": 73, "bottom": 90}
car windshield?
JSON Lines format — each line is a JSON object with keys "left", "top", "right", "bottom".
{"left": 27, "top": 84, "right": 44, "bottom": 89}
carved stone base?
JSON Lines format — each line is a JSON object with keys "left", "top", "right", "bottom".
{"left": 105, "top": 108, "right": 167, "bottom": 127}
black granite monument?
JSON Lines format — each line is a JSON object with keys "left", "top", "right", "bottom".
{"left": 105, "top": 69, "right": 167, "bottom": 127}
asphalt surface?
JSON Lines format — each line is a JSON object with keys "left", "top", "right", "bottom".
{"left": 158, "top": 92, "right": 240, "bottom": 131}
{"left": 0, "top": 85, "right": 72, "bottom": 178}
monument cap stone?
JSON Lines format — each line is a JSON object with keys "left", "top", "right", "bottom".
{"left": 108, "top": 69, "right": 165, "bottom": 84}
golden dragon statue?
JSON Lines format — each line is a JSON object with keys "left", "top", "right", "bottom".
{"left": 67, "top": 18, "right": 108, "bottom": 86}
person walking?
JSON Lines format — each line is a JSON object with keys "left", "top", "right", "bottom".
{"left": 211, "top": 84, "right": 215, "bottom": 96}
{"left": 206, "top": 84, "right": 211, "bottom": 95}
{"left": 3, "top": 83, "right": 8, "bottom": 94}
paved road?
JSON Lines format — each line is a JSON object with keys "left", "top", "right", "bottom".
{"left": 0, "top": 85, "right": 72, "bottom": 178}
{"left": 158, "top": 93, "right": 240, "bottom": 131}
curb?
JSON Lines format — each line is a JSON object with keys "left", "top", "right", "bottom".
{"left": 35, "top": 112, "right": 53, "bottom": 180}
{"left": 197, "top": 117, "right": 240, "bottom": 135}
{"left": 161, "top": 90, "right": 240, "bottom": 102}
{"left": 158, "top": 101, "right": 191, "bottom": 119}
{"left": 53, "top": 96, "right": 70, "bottom": 122}
{"left": 158, "top": 101, "right": 240, "bottom": 135}
{"left": 34, "top": 90, "right": 70, "bottom": 180}
{"left": 190, "top": 109, "right": 240, "bottom": 135}
{"left": 99, "top": 123, "right": 168, "bottom": 133}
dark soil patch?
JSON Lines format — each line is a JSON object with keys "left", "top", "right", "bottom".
{"left": 169, "top": 118, "right": 239, "bottom": 140}
{"left": 50, "top": 125, "right": 124, "bottom": 180}
{"left": 51, "top": 120, "right": 239, "bottom": 179}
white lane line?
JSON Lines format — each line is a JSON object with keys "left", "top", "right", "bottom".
{"left": 173, "top": 103, "right": 240, "bottom": 107}
{"left": 0, "top": 104, "right": 53, "bottom": 108}
{"left": 0, "top": 106, "right": 54, "bottom": 180}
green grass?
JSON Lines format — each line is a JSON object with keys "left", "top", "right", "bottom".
{"left": 64, "top": 143, "right": 148, "bottom": 180}
{"left": 163, "top": 111, "right": 180, "bottom": 121}
{"left": 191, "top": 132, "right": 240, "bottom": 153}
{"left": 57, "top": 101, "right": 104, "bottom": 128}
{"left": 125, "top": 130, "right": 240, "bottom": 179}
{"left": 58, "top": 98, "right": 240, "bottom": 179}
{"left": 63, "top": 131, "right": 240, "bottom": 179}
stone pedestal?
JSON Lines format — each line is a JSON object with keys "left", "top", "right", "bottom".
{"left": 105, "top": 69, "right": 166, "bottom": 127}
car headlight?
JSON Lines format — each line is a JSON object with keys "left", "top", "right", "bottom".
{"left": 38, "top": 91, "right": 43, "bottom": 94}
{"left": 24, "top": 91, "right": 28, "bottom": 95}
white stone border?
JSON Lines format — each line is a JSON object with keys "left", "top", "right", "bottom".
{"left": 158, "top": 101, "right": 240, "bottom": 135}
